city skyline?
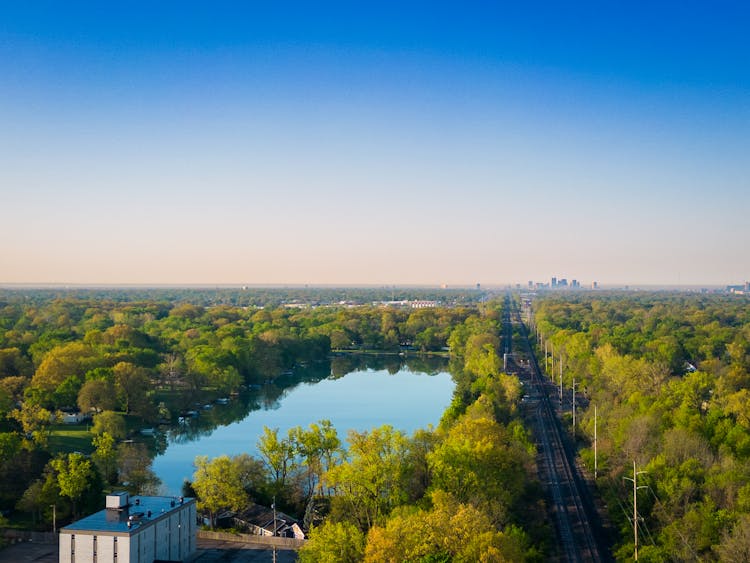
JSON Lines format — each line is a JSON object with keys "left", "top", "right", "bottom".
{"left": 1, "top": 2, "right": 748, "bottom": 286}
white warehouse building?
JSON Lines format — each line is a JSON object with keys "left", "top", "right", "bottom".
{"left": 59, "top": 492, "right": 196, "bottom": 563}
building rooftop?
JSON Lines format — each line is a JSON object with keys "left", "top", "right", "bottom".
{"left": 61, "top": 494, "right": 194, "bottom": 535}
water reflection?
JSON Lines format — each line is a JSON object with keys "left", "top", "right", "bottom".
{"left": 161, "top": 355, "right": 448, "bottom": 446}
{"left": 152, "top": 355, "right": 453, "bottom": 494}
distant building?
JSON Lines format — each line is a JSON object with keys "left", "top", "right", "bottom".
{"left": 592, "top": 281, "right": 599, "bottom": 289}
{"left": 551, "top": 277, "right": 557, "bottom": 288}
{"left": 59, "top": 492, "right": 196, "bottom": 563}
{"left": 727, "top": 285, "right": 747, "bottom": 295}
{"left": 410, "top": 300, "right": 437, "bottom": 309}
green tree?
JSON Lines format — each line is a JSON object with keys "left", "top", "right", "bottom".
{"left": 192, "top": 455, "right": 249, "bottom": 529}
{"left": 53, "top": 375, "right": 83, "bottom": 408}
{"left": 364, "top": 490, "right": 529, "bottom": 562}
{"left": 51, "top": 453, "right": 99, "bottom": 518}
{"left": 428, "top": 407, "right": 529, "bottom": 525}
{"left": 0, "top": 347, "right": 31, "bottom": 377}
{"left": 299, "top": 520, "right": 366, "bottom": 563}
{"left": 77, "top": 378, "right": 117, "bottom": 413}
{"left": 291, "top": 420, "right": 342, "bottom": 497}
{"left": 31, "top": 342, "right": 100, "bottom": 396}
{"left": 715, "top": 514, "right": 750, "bottom": 563}
{"left": 10, "top": 402, "right": 57, "bottom": 447}
{"left": 257, "top": 426, "right": 297, "bottom": 493}
{"left": 0, "top": 375, "right": 28, "bottom": 405}
{"left": 113, "top": 362, "right": 153, "bottom": 417}
{"left": 16, "top": 472, "right": 59, "bottom": 527}
{"left": 325, "top": 425, "right": 410, "bottom": 530}
{"left": 92, "top": 411, "right": 126, "bottom": 440}
{"left": 463, "top": 334, "right": 501, "bottom": 377}
{"left": 0, "top": 432, "right": 21, "bottom": 465}
{"left": 92, "top": 432, "right": 118, "bottom": 484}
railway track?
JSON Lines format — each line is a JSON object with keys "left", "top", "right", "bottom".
{"left": 503, "top": 296, "right": 609, "bottom": 562}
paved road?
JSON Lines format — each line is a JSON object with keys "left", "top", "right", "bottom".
{"left": 0, "top": 541, "right": 57, "bottom": 563}
{"left": 191, "top": 539, "right": 298, "bottom": 562}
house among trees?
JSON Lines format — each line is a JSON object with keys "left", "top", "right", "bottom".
{"left": 59, "top": 492, "right": 196, "bottom": 563}
{"left": 229, "top": 502, "right": 305, "bottom": 539}
{"left": 61, "top": 410, "right": 89, "bottom": 425}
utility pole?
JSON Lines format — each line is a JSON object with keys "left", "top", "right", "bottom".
{"left": 551, "top": 343, "right": 555, "bottom": 377}
{"left": 624, "top": 462, "right": 648, "bottom": 561}
{"left": 51, "top": 504, "right": 56, "bottom": 535}
{"left": 559, "top": 356, "right": 563, "bottom": 403}
{"left": 573, "top": 377, "right": 576, "bottom": 434}
{"left": 544, "top": 340, "right": 548, "bottom": 372}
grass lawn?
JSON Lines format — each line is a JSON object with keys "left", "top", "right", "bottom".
{"left": 47, "top": 424, "right": 95, "bottom": 455}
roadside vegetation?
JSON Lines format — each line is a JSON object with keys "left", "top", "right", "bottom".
{"left": 533, "top": 292, "right": 750, "bottom": 560}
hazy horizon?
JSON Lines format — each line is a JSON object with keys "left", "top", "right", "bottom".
{"left": 2, "top": 3, "right": 748, "bottom": 286}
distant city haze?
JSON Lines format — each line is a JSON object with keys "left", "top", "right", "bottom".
{"left": 1, "top": 3, "right": 747, "bottom": 286}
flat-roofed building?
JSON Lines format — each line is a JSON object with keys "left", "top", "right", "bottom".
{"left": 59, "top": 492, "right": 196, "bottom": 563}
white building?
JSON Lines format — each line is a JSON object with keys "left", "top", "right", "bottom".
{"left": 59, "top": 492, "right": 196, "bottom": 563}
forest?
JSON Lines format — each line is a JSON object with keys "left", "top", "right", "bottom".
{"left": 4, "top": 287, "right": 748, "bottom": 560}
{"left": 0, "top": 288, "right": 546, "bottom": 560}
{"left": 533, "top": 291, "right": 750, "bottom": 561}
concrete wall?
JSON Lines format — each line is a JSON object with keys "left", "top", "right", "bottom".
{"left": 97, "top": 535, "right": 115, "bottom": 561}
{"left": 75, "top": 534, "right": 94, "bottom": 561}
{"left": 198, "top": 529, "right": 306, "bottom": 550}
{"left": 59, "top": 533, "right": 71, "bottom": 563}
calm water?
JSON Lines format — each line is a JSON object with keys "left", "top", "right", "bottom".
{"left": 153, "top": 366, "right": 455, "bottom": 494}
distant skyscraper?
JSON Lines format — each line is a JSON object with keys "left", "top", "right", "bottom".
{"left": 592, "top": 281, "right": 599, "bottom": 289}
{"left": 476, "top": 283, "right": 481, "bottom": 290}
{"left": 551, "top": 277, "right": 557, "bottom": 287}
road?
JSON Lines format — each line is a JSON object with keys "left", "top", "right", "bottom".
{"left": 502, "top": 296, "right": 611, "bottom": 562}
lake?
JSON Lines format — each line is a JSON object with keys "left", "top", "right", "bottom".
{"left": 152, "top": 360, "right": 455, "bottom": 494}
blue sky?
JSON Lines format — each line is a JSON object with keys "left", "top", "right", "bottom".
{"left": 1, "top": 2, "right": 748, "bottom": 285}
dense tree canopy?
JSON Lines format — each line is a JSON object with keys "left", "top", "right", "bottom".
{"left": 532, "top": 291, "right": 750, "bottom": 560}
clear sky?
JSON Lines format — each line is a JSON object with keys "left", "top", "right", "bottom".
{"left": 1, "top": 1, "right": 748, "bottom": 286}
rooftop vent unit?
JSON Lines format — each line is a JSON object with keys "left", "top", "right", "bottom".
{"left": 106, "top": 492, "right": 130, "bottom": 510}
